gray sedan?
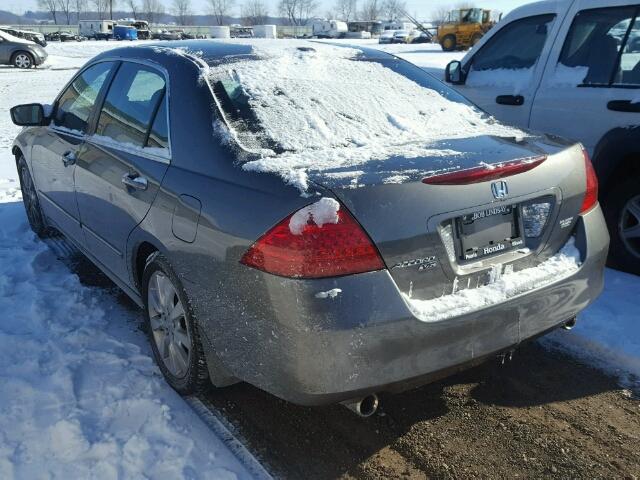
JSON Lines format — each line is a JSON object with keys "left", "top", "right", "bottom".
{"left": 0, "top": 29, "right": 47, "bottom": 68}
{"left": 10, "top": 41, "right": 608, "bottom": 417}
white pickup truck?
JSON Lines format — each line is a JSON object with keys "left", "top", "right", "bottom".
{"left": 444, "top": 0, "right": 640, "bottom": 274}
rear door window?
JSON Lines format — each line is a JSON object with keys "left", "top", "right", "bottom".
{"left": 558, "top": 6, "right": 639, "bottom": 86}
{"left": 54, "top": 62, "right": 114, "bottom": 133}
{"left": 618, "top": 16, "right": 640, "bottom": 85}
{"left": 95, "top": 62, "right": 168, "bottom": 151}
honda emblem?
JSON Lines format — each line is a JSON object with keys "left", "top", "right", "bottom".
{"left": 491, "top": 181, "right": 509, "bottom": 199}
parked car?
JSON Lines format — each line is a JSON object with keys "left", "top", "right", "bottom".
{"left": 153, "top": 30, "right": 182, "bottom": 41}
{"left": 45, "top": 31, "right": 77, "bottom": 42}
{"left": 0, "top": 29, "right": 48, "bottom": 68}
{"left": 10, "top": 41, "right": 608, "bottom": 415}
{"left": 412, "top": 31, "right": 434, "bottom": 44}
{"left": 0, "top": 27, "right": 47, "bottom": 47}
{"left": 444, "top": 0, "right": 640, "bottom": 275}
{"left": 378, "top": 30, "right": 396, "bottom": 44}
{"left": 392, "top": 29, "right": 413, "bottom": 43}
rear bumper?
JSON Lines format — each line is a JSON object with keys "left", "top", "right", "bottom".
{"left": 202, "top": 206, "right": 609, "bottom": 406}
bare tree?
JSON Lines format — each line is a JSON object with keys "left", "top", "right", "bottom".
{"left": 38, "top": 0, "right": 58, "bottom": 24}
{"left": 278, "top": 0, "right": 317, "bottom": 26}
{"left": 126, "top": 0, "right": 139, "bottom": 18}
{"left": 431, "top": 5, "right": 449, "bottom": 26}
{"left": 57, "top": 0, "right": 73, "bottom": 24}
{"left": 172, "top": 0, "right": 192, "bottom": 24}
{"left": 208, "top": 0, "right": 235, "bottom": 26}
{"left": 142, "top": 0, "right": 165, "bottom": 24}
{"left": 381, "top": 0, "right": 405, "bottom": 21}
{"left": 92, "top": 0, "right": 109, "bottom": 19}
{"left": 333, "top": 0, "right": 356, "bottom": 22}
{"left": 241, "top": 0, "right": 268, "bottom": 25}
{"left": 359, "top": 0, "right": 380, "bottom": 21}
{"left": 74, "top": 0, "right": 88, "bottom": 21}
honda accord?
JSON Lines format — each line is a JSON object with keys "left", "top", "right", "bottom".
{"left": 11, "top": 41, "right": 608, "bottom": 416}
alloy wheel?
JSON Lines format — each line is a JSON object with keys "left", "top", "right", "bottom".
{"left": 147, "top": 271, "right": 192, "bottom": 378}
{"left": 14, "top": 54, "right": 32, "bottom": 68}
{"left": 620, "top": 194, "right": 640, "bottom": 259}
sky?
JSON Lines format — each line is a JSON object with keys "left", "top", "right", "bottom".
{"left": 1, "top": 0, "right": 532, "bottom": 20}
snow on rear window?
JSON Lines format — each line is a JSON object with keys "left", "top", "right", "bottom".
{"left": 203, "top": 42, "right": 527, "bottom": 193}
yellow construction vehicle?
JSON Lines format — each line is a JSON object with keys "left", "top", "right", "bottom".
{"left": 437, "top": 8, "right": 501, "bottom": 52}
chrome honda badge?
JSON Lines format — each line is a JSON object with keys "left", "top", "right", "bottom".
{"left": 491, "top": 180, "right": 509, "bottom": 199}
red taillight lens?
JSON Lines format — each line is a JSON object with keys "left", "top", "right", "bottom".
{"left": 240, "top": 203, "right": 385, "bottom": 278}
{"left": 422, "top": 156, "right": 547, "bottom": 185}
{"left": 580, "top": 147, "right": 598, "bottom": 214}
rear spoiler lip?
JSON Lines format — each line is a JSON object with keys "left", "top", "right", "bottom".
{"left": 422, "top": 155, "right": 547, "bottom": 186}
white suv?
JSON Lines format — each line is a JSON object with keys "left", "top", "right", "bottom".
{"left": 444, "top": 0, "right": 640, "bottom": 274}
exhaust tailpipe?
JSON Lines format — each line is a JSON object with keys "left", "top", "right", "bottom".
{"left": 342, "top": 394, "right": 379, "bottom": 417}
{"left": 563, "top": 317, "right": 577, "bottom": 330}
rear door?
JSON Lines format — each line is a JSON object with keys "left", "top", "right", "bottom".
{"left": 455, "top": 13, "right": 558, "bottom": 128}
{"left": 30, "top": 61, "right": 115, "bottom": 241}
{"left": 74, "top": 61, "right": 170, "bottom": 282}
{"left": 530, "top": 1, "right": 640, "bottom": 155}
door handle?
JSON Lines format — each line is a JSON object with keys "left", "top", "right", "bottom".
{"left": 62, "top": 150, "right": 76, "bottom": 167}
{"left": 121, "top": 173, "right": 148, "bottom": 191}
{"left": 496, "top": 95, "right": 525, "bottom": 106}
{"left": 607, "top": 100, "right": 640, "bottom": 112}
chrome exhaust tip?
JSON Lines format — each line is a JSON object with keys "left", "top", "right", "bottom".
{"left": 563, "top": 317, "right": 577, "bottom": 330}
{"left": 342, "top": 393, "right": 379, "bottom": 417}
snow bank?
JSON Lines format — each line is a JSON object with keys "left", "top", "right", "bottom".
{"left": 289, "top": 197, "right": 340, "bottom": 234}
{"left": 0, "top": 198, "right": 254, "bottom": 478}
{"left": 543, "top": 268, "right": 640, "bottom": 388}
{"left": 404, "top": 238, "right": 581, "bottom": 323}
{"left": 204, "top": 41, "right": 526, "bottom": 193}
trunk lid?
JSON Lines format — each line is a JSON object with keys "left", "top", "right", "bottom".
{"left": 310, "top": 134, "right": 586, "bottom": 302}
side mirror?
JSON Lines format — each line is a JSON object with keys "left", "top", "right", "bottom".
{"left": 10, "top": 103, "right": 46, "bottom": 126}
{"left": 445, "top": 60, "right": 466, "bottom": 85}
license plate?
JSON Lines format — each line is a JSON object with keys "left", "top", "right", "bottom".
{"left": 455, "top": 205, "right": 523, "bottom": 261}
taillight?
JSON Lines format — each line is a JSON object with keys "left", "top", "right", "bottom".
{"left": 240, "top": 199, "right": 385, "bottom": 278}
{"left": 580, "top": 147, "right": 598, "bottom": 214}
{"left": 422, "top": 156, "right": 547, "bottom": 185}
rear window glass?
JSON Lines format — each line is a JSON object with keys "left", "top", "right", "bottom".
{"left": 205, "top": 43, "right": 523, "bottom": 161}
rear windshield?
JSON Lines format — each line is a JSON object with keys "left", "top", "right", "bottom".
{"left": 203, "top": 42, "right": 523, "bottom": 163}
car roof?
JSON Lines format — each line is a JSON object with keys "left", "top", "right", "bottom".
{"left": 92, "top": 39, "right": 395, "bottom": 65}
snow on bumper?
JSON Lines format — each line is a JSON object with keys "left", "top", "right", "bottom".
{"left": 403, "top": 238, "right": 581, "bottom": 323}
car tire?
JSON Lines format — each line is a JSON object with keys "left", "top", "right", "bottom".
{"left": 17, "top": 156, "right": 50, "bottom": 238}
{"left": 142, "top": 252, "right": 211, "bottom": 395}
{"left": 12, "top": 51, "right": 34, "bottom": 69}
{"left": 441, "top": 34, "right": 457, "bottom": 52}
{"left": 603, "top": 178, "right": 640, "bottom": 275}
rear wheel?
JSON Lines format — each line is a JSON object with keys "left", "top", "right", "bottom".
{"left": 604, "top": 178, "right": 640, "bottom": 274}
{"left": 143, "top": 253, "right": 210, "bottom": 394}
{"left": 441, "top": 34, "right": 457, "bottom": 52}
{"left": 12, "top": 52, "right": 34, "bottom": 69}
{"left": 471, "top": 33, "right": 483, "bottom": 46}
{"left": 17, "top": 156, "right": 49, "bottom": 238}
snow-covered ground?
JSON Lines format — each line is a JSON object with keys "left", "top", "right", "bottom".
{"left": 0, "top": 41, "right": 261, "bottom": 480}
{"left": 0, "top": 38, "right": 638, "bottom": 476}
